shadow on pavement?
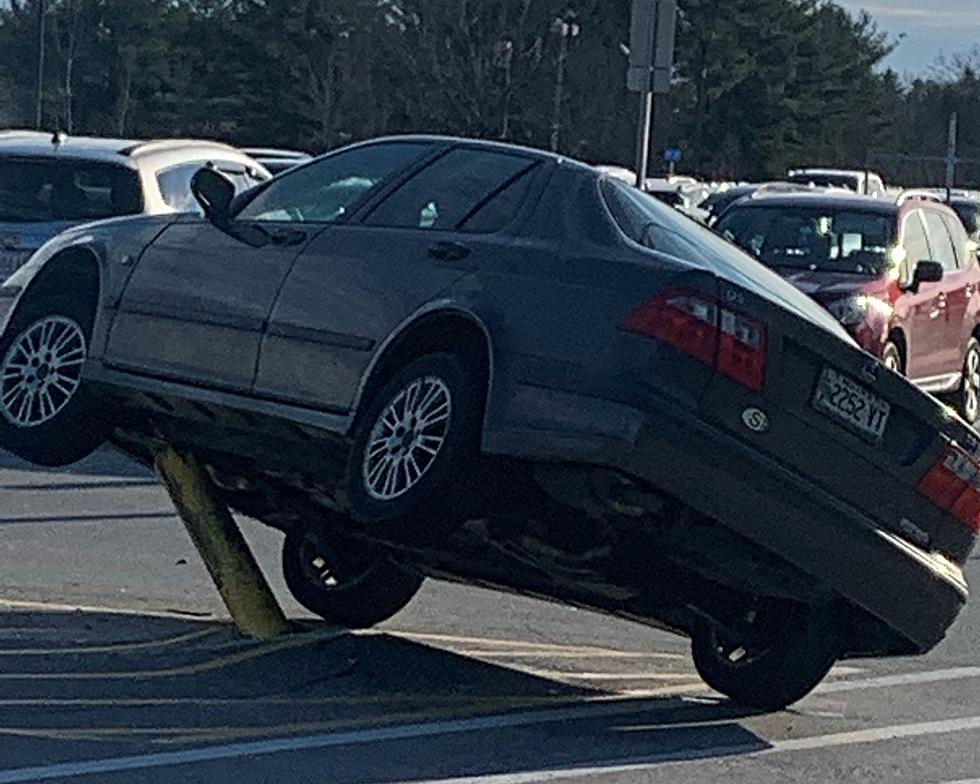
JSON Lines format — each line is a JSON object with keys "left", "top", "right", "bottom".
{"left": 0, "top": 608, "right": 767, "bottom": 781}
{"left": 0, "top": 446, "right": 151, "bottom": 480}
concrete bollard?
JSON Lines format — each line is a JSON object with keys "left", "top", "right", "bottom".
{"left": 154, "top": 447, "right": 291, "bottom": 640}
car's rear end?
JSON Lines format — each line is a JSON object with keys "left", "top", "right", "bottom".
{"left": 617, "top": 265, "right": 975, "bottom": 654}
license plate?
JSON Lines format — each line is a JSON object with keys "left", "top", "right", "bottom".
{"left": 812, "top": 366, "right": 890, "bottom": 441}
{"left": 0, "top": 249, "right": 31, "bottom": 279}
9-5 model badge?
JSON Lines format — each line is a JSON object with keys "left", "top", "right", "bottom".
{"left": 741, "top": 407, "right": 770, "bottom": 433}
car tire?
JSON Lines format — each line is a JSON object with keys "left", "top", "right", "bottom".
{"left": 956, "top": 338, "right": 980, "bottom": 425}
{"left": 690, "top": 604, "right": 840, "bottom": 711}
{"left": 0, "top": 293, "right": 106, "bottom": 466}
{"left": 881, "top": 341, "right": 903, "bottom": 375}
{"left": 281, "top": 526, "right": 423, "bottom": 628}
{"left": 343, "top": 352, "right": 482, "bottom": 540}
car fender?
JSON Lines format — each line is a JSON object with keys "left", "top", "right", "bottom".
{"left": 2, "top": 215, "right": 177, "bottom": 356}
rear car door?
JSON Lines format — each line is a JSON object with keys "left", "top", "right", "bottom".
{"left": 930, "top": 211, "right": 976, "bottom": 372}
{"left": 255, "top": 145, "right": 545, "bottom": 411}
{"left": 921, "top": 209, "right": 968, "bottom": 373}
{"left": 900, "top": 210, "right": 947, "bottom": 381}
{"left": 106, "top": 144, "right": 430, "bottom": 392}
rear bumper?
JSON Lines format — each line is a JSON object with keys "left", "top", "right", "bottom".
{"left": 485, "top": 385, "right": 968, "bottom": 652}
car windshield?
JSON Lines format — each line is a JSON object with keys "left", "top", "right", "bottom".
{"left": 0, "top": 157, "right": 142, "bottom": 222}
{"left": 715, "top": 205, "right": 897, "bottom": 275}
{"left": 952, "top": 201, "right": 980, "bottom": 235}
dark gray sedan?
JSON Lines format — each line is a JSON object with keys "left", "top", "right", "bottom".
{"left": 0, "top": 136, "right": 976, "bottom": 711}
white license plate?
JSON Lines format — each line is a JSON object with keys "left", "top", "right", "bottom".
{"left": 812, "top": 367, "right": 890, "bottom": 441}
{"left": 0, "top": 249, "right": 31, "bottom": 278}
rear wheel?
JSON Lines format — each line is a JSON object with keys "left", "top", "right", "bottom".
{"left": 0, "top": 294, "right": 105, "bottom": 466}
{"left": 881, "top": 341, "right": 903, "bottom": 375}
{"left": 282, "top": 526, "right": 423, "bottom": 628}
{"left": 956, "top": 338, "right": 980, "bottom": 425}
{"left": 690, "top": 603, "right": 840, "bottom": 711}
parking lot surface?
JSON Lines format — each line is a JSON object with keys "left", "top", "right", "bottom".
{"left": 0, "top": 448, "right": 979, "bottom": 784}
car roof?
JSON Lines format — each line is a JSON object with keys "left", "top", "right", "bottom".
{"left": 0, "top": 131, "right": 246, "bottom": 168}
{"left": 242, "top": 147, "right": 311, "bottom": 160}
{"left": 788, "top": 168, "right": 873, "bottom": 178}
{"left": 729, "top": 190, "right": 899, "bottom": 215}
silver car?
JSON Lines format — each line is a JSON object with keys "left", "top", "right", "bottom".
{"left": 0, "top": 131, "right": 270, "bottom": 319}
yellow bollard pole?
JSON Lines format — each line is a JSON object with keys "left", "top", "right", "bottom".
{"left": 154, "top": 447, "right": 291, "bottom": 639}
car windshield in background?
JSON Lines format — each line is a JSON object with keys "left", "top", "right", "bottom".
{"left": 0, "top": 157, "right": 142, "bottom": 222}
{"left": 715, "top": 205, "right": 896, "bottom": 275}
{"left": 787, "top": 173, "right": 860, "bottom": 190}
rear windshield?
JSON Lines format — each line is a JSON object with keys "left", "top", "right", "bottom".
{"left": 715, "top": 205, "right": 897, "bottom": 275}
{"left": 787, "top": 172, "right": 860, "bottom": 191}
{"left": 0, "top": 157, "right": 143, "bottom": 222}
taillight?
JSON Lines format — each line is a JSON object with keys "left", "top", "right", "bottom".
{"left": 918, "top": 446, "right": 980, "bottom": 534}
{"left": 622, "top": 289, "right": 767, "bottom": 390}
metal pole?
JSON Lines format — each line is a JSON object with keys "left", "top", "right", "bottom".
{"left": 551, "top": 26, "right": 569, "bottom": 153}
{"left": 946, "top": 112, "right": 959, "bottom": 201}
{"left": 34, "top": 0, "right": 47, "bottom": 130}
{"left": 635, "top": 90, "right": 653, "bottom": 189}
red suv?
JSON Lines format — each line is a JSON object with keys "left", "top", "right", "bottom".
{"left": 716, "top": 191, "right": 980, "bottom": 423}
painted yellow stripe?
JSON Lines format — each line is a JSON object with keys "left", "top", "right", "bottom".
{"left": 384, "top": 630, "right": 683, "bottom": 659}
{"left": 0, "top": 628, "right": 218, "bottom": 656}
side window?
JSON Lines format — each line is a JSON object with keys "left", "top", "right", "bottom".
{"left": 236, "top": 142, "right": 430, "bottom": 223}
{"left": 942, "top": 213, "right": 969, "bottom": 269}
{"left": 902, "top": 211, "right": 933, "bottom": 277}
{"left": 156, "top": 163, "right": 202, "bottom": 212}
{"left": 923, "top": 210, "right": 959, "bottom": 271}
{"left": 365, "top": 148, "right": 535, "bottom": 231}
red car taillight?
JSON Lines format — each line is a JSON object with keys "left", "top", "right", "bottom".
{"left": 918, "top": 446, "right": 980, "bottom": 534}
{"left": 622, "top": 289, "right": 767, "bottom": 390}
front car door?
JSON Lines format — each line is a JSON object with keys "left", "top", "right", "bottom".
{"left": 898, "top": 209, "right": 947, "bottom": 381}
{"left": 937, "top": 211, "right": 980, "bottom": 372}
{"left": 254, "top": 143, "right": 547, "bottom": 412}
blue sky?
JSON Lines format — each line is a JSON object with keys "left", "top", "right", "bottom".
{"left": 836, "top": 0, "right": 980, "bottom": 76}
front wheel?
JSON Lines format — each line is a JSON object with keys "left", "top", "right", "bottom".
{"left": 282, "top": 527, "right": 423, "bottom": 628}
{"left": 956, "top": 338, "right": 980, "bottom": 425}
{"left": 0, "top": 295, "right": 105, "bottom": 466}
{"left": 691, "top": 604, "right": 840, "bottom": 711}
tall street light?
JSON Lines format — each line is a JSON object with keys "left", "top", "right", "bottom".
{"left": 550, "top": 9, "right": 580, "bottom": 154}
{"left": 35, "top": 0, "right": 47, "bottom": 129}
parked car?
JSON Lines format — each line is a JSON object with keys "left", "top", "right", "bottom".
{"left": 787, "top": 168, "right": 887, "bottom": 197}
{"left": 949, "top": 195, "right": 980, "bottom": 240}
{"left": 699, "top": 184, "right": 759, "bottom": 225}
{"left": 241, "top": 147, "right": 313, "bottom": 175}
{"left": 1, "top": 136, "right": 975, "bottom": 711}
{"left": 0, "top": 131, "right": 270, "bottom": 323}
{"left": 716, "top": 190, "right": 980, "bottom": 422}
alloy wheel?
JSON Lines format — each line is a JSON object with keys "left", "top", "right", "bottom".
{"left": 362, "top": 375, "right": 452, "bottom": 501}
{"left": 965, "top": 345, "right": 980, "bottom": 423}
{"left": 1, "top": 316, "right": 87, "bottom": 428}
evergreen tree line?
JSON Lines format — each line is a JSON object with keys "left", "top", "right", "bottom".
{"left": 1, "top": 0, "right": 979, "bottom": 184}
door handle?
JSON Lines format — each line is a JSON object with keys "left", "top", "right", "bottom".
{"left": 428, "top": 241, "right": 471, "bottom": 262}
{"left": 268, "top": 227, "right": 307, "bottom": 247}
{"left": 937, "top": 292, "right": 948, "bottom": 307}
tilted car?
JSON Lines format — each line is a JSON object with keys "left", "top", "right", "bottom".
{"left": 0, "top": 131, "right": 270, "bottom": 321}
{"left": 0, "top": 136, "right": 976, "bottom": 711}
{"left": 716, "top": 190, "right": 980, "bottom": 424}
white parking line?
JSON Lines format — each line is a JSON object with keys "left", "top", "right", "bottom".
{"left": 2, "top": 701, "right": 980, "bottom": 783}
{"left": 815, "top": 667, "right": 980, "bottom": 694}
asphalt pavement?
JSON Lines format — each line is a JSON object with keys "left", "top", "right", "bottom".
{"left": 0, "top": 447, "right": 978, "bottom": 784}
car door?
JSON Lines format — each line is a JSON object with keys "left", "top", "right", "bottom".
{"left": 254, "top": 145, "right": 546, "bottom": 411}
{"left": 922, "top": 209, "right": 967, "bottom": 374}
{"left": 105, "top": 143, "right": 433, "bottom": 392}
{"left": 938, "top": 211, "right": 979, "bottom": 370}
{"left": 899, "top": 209, "right": 947, "bottom": 381}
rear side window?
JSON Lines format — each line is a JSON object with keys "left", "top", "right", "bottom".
{"left": 365, "top": 148, "right": 535, "bottom": 231}
{"left": 922, "top": 210, "right": 959, "bottom": 271}
{"left": 0, "top": 157, "right": 142, "bottom": 222}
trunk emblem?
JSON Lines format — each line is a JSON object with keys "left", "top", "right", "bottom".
{"left": 861, "top": 360, "right": 880, "bottom": 383}
{"left": 741, "top": 407, "right": 770, "bottom": 433}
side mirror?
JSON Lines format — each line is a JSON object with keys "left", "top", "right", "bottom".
{"left": 907, "top": 259, "right": 944, "bottom": 292}
{"left": 191, "top": 167, "right": 235, "bottom": 223}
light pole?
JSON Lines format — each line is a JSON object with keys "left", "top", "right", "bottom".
{"left": 34, "top": 0, "right": 47, "bottom": 130}
{"left": 550, "top": 9, "right": 580, "bottom": 154}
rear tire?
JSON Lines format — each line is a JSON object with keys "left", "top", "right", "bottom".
{"left": 282, "top": 526, "right": 423, "bottom": 628}
{"left": 955, "top": 338, "right": 980, "bottom": 425}
{"left": 690, "top": 603, "right": 840, "bottom": 711}
{"left": 0, "top": 293, "right": 105, "bottom": 466}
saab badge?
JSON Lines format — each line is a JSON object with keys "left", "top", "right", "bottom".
{"left": 741, "top": 407, "right": 770, "bottom": 433}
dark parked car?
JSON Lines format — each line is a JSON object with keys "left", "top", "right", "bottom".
{"left": 716, "top": 191, "right": 980, "bottom": 424}
{"left": 1, "top": 137, "right": 976, "bottom": 711}
{"left": 949, "top": 196, "right": 980, "bottom": 240}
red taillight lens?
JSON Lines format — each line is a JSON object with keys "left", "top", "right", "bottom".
{"left": 918, "top": 446, "right": 980, "bottom": 534}
{"left": 622, "top": 289, "right": 767, "bottom": 390}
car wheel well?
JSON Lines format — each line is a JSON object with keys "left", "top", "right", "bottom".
{"left": 970, "top": 326, "right": 980, "bottom": 347}
{"left": 22, "top": 248, "right": 100, "bottom": 337}
{"left": 356, "top": 312, "right": 491, "bottom": 426}
{"left": 887, "top": 329, "right": 907, "bottom": 372}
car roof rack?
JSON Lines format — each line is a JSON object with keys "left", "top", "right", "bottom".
{"left": 896, "top": 190, "right": 946, "bottom": 206}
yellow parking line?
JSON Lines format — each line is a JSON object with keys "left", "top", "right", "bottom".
{"left": 0, "top": 596, "right": 219, "bottom": 621}
{"left": 462, "top": 650, "right": 669, "bottom": 659}
{"left": 0, "top": 629, "right": 342, "bottom": 681}
{"left": 385, "top": 631, "right": 684, "bottom": 659}
{"left": 0, "top": 628, "right": 218, "bottom": 656}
